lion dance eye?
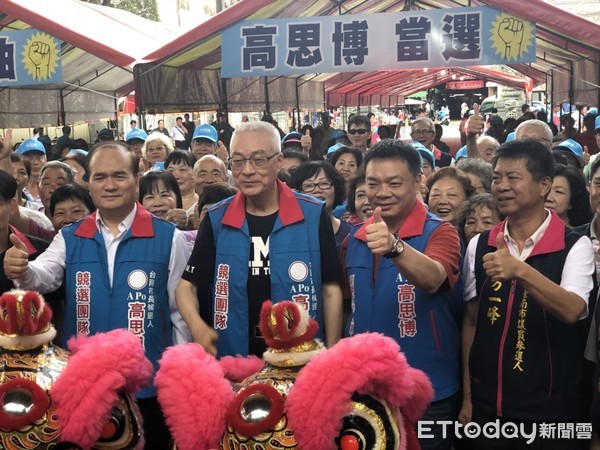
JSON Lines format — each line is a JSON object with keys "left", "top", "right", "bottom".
{"left": 336, "top": 394, "right": 400, "bottom": 450}
{"left": 339, "top": 430, "right": 364, "bottom": 450}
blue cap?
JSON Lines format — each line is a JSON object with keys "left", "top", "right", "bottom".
{"left": 68, "top": 149, "right": 88, "bottom": 156}
{"left": 193, "top": 124, "right": 218, "bottom": 143}
{"left": 281, "top": 132, "right": 303, "bottom": 145}
{"left": 455, "top": 146, "right": 468, "bottom": 161}
{"left": 126, "top": 128, "right": 147, "bottom": 143}
{"left": 410, "top": 141, "right": 435, "bottom": 169}
{"left": 553, "top": 138, "right": 584, "bottom": 159}
{"left": 505, "top": 131, "right": 516, "bottom": 142}
{"left": 327, "top": 142, "right": 346, "bottom": 155}
{"left": 330, "top": 129, "right": 347, "bottom": 140}
{"left": 595, "top": 116, "right": 600, "bottom": 133}
{"left": 17, "top": 138, "right": 46, "bottom": 155}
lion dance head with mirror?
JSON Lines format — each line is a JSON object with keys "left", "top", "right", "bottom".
{"left": 0, "top": 289, "right": 152, "bottom": 449}
{"left": 156, "top": 300, "right": 434, "bottom": 450}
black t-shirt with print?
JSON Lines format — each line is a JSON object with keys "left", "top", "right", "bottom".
{"left": 183, "top": 206, "right": 341, "bottom": 357}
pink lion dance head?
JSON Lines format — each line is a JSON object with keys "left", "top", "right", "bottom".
{"left": 156, "top": 300, "right": 434, "bottom": 450}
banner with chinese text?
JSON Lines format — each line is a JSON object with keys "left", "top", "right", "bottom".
{"left": 221, "top": 7, "right": 535, "bottom": 78}
{"left": 0, "top": 29, "right": 63, "bottom": 86}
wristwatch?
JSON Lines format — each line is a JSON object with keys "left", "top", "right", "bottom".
{"left": 383, "top": 234, "right": 405, "bottom": 259}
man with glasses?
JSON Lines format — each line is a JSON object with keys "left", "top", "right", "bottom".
{"left": 347, "top": 115, "right": 372, "bottom": 153}
{"left": 411, "top": 117, "right": 454, "bottom": 168}
{"left": 191, "top": 124, "right": 229, "bottom": 162}
{"left": 126, "top": 128, "right": 148, "bottom": 163}
{"left": 461, "top": 140, "right": 595, "bottom": 448}
{"left": 514, "top": 119, "right": 554, "bottom": 149}
{"left": 176, "top": 121, "right": 343, "bottom": 358}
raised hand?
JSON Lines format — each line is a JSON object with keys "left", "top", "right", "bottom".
{"left": 4, "top": 234, "right": 30, "bottom": 280}
{"left": 467, "top": 103, "right": 485, "bottom": 137}
{"left": 482, "top": 233, "right": 520, "bottom": 281}
{"left": 365, "top": 207, "right": 394, "bottom": 255}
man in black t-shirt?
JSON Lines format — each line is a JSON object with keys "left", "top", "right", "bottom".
{"left": 176, "top": 122, "right": 343, "bottom": 357}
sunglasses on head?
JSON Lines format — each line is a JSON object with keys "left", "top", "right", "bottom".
{"left": 348, "top": 128, "right": 368, "bottom": 135}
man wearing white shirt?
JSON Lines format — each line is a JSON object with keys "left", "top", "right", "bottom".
{"left": 4, "top": 142, "right": 191, "bottom": 449}
{"left": 459, "top": 139, "right": 595, "bottom": 449}
{"left": 171, "top": 116, "right": 189, "bottom": 150}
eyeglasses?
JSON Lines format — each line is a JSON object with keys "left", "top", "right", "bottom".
{"left": 348, "top": 128, "right": 368, "bottom": 135}
{"left": 301, "top": 181, "right": 333, "bottom": 193}
{"left": 411, "top": 129, "right": 434, "bottom": 136}
{"left": 230, "top": 152, "right": 279, "bottom": 170}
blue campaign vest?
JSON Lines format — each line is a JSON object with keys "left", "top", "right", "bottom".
{"left": 345, "top": 212, "right": 460, "bottom": 401}
{"left": 208, "top": 183, "right": 324, "bottom": 357}
{"left": 62, "top": 206, "right": 175, "bottom": 398}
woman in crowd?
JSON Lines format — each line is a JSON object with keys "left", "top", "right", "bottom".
{"left": 459, "top": 193, "right": 502, "bottom": 243}
{"left": 328, "top": 146, "right": 363, "bottom": 218}
{"left": 456, "top": 158, "right": 493, "bottom": 195}
{"left": 328, "top": 146, "right": 363, "bottom": 183}
{"left": 140, "top": 171, "right": 188, "bottom": 228}
{"left": 60, "top": 150, "right": 89, "bottom": 190}
{"left": 345, "top": 171, "right": 373, "bottom": 225}
{"left": 143, "top": 132, "right": 173, "bottom": 171}
{"left": 289, "top": 160, "right": 350, "bottom": 255}
{"left": 49, "top": 184, "right": 95, "bottom": 231}
{"left": 165, "top": 150, "right": 198, "bottom": 216}
{"left": 545, "top": 163, "right": 593, "bottom": 227}
{"left": 426, "top": 167, "right": 475, "bottom": 229}
{"left": 139, "top": 171, "right": 195, "bottom": 250}
{"left": 197, "top": 182, "right": 238, "bottom": 225}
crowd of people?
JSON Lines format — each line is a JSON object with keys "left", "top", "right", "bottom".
{"left": 1, "top": 102, "right": 600, "bottom": 449}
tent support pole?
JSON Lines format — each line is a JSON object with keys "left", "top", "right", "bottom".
{"left": 59, "top": 88, "right": 66, "bottom": 126}
{"left": 597, "top": 53, "right": 600, "bottom": 108}
{"left": 221, "top": 77, "right": 229, "bottom": 116}
{"left": 295, "top": 78, "right": 301, "bottom": 132}
{"left": 264, "top": 77, "right": 270, "bottom": 115}
{"left": 114, "top": 94, "right": 121, "bottom": 139}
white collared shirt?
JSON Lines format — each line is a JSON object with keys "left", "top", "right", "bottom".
{"left": 463, "top": 211, "right": 594, "bottom": 318}
{"left": 15, "top": 204, "right": 191, "bottom": 343}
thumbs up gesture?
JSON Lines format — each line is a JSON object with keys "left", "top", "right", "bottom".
{"left": 215, "top": 140, "right": 229, "bottom": 162}
{"left": 4, "top": 234, "right": 30, "bottom": 280}
{"left": 300, "top": 129, "right": 312, "bottom": 151}
{"left": 365, "top": 207, "right": 395, "bottom": 255}
{"left": 482, "top": 233, "right": 520, "bottom": 281}
{"left": 466, "top": 103, "right": 484, "bottom": 137}
{"left": 583, "top": 145, "right": 591, "bottom": 165}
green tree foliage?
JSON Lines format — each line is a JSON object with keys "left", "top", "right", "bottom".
{"left": 82, "top": 0, "right": 160, "bottom": 22}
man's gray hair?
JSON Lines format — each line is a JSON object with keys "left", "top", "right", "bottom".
{"left": 39, "top": 160, "right": 75, "bottom": 183}
{"left": 411, "top": 117, "right": 435, "bottom": 132}
{"left": 515, "top": 119, "right": 553, "bottom": 144}
{"left": 231, "top": 121, "right": 281, "bottom": 153}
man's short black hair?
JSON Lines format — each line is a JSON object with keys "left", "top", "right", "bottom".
{"left": 50, "top": 184, "right": 96, "bottom": 217}
{"left": 348, "top": 115, "right": 370, "bottom": 131}
{"left": 0, "top": 170, "right": 17, "bottom": 202}
{"left": 363, "top": 139, "right": 422, "bottom": 179}
{"left": 492, "top": 139, "right": 554, "bottom": 181}
{"left": 165, "top": 150, "right": 197, "bottom": 169}
{"left": 86, "top": 142, "right": 139, "bottom": 178}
